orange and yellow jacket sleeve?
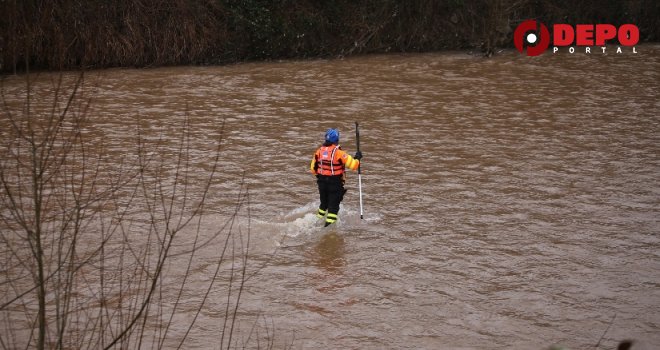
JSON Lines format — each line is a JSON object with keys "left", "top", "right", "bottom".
{"left": 337, "top": 149, "right": 360, "bottom": 171}
{"left": 310, "top": 151, "right": 318, "bottom": 175}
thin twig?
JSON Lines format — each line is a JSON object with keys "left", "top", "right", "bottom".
{"left": 595, "top": 313, "right": 617, "bottom": 349}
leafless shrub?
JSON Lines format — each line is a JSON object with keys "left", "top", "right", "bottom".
{"left": 0, "top": 71, "right": 275, "bottom": 349}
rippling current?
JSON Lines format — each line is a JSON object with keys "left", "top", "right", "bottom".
{"left": 2, "top": 45, "right": 659, "bottom": 349}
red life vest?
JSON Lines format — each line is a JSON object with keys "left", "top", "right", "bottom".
{"left": 314, "top": 144, "right": 345, "bottom": 176}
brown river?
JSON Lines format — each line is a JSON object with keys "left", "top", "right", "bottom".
{"left": 1, "top": 45, "right": 659, "bottom": 349}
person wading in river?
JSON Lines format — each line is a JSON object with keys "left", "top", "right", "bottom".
{"left": 310, "top": 128, "right": 362, "bottom": 227}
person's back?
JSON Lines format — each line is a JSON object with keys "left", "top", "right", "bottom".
{"left": 310, "top": 128, "right": 362, "bottom": 226}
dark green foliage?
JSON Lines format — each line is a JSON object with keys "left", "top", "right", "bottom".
{"left": 0, "top": 0, "right": 657, "bottom": 72}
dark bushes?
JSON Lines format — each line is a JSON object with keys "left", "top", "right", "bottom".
{"left": 1, "top": 0, "right": 658, "bottom": 73}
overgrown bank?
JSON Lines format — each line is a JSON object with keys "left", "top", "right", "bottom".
{"left": 2, "top": 0, "right": 658, "bottom": 73}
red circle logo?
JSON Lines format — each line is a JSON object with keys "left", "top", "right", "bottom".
{"left": 514, "top": 20, "right": 550, "bottom": 56}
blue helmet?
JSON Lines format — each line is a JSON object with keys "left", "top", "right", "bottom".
{"left": 325, "top": 128, "right": 339, "bottom": 144}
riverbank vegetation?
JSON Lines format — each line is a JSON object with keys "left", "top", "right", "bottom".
{"left": 1, "top": 0, "right": 659, "bottom": 72}
{"left": 0, "top": 72, "right": 283, "bottom": 349}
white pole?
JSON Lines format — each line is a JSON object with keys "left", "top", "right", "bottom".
{"left": 355, "top": 121, "right": 364, "bottom": 220}
{"left": 358, "top": 169, "right": 364, "bottom": 220}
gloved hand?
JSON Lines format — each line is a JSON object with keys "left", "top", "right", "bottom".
{"left": 354, "top": 151, "right": 363, "bottom": 160}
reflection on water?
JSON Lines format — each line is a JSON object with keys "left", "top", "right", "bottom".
{"left": 311, "top": 231, "right": 346, "bottom": 274}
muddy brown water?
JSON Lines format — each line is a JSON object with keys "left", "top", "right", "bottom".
{"left": 1, "top": 45, "right": 659, "bottom": 349}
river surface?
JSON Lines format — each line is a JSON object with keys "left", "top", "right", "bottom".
{"left": 1, "top": 46, "right": 659, "bottom": 349}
